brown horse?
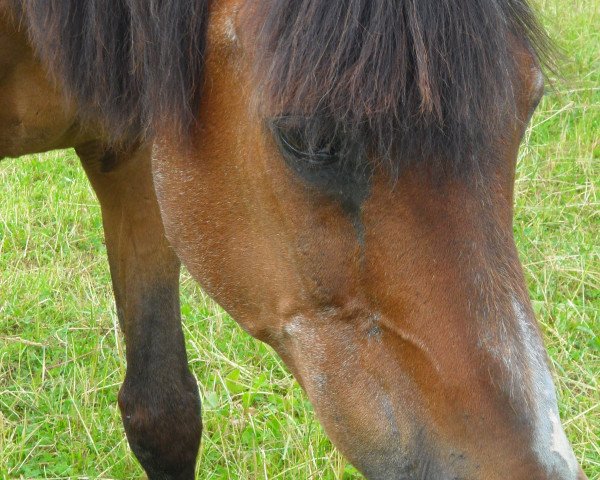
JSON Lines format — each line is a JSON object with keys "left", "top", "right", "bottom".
{"left": 3, "top": 0, "right": 589, "bottom": 479}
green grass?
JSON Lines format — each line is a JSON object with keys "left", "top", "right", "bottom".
{"left": 1, "top": 1, "right": 598, "bottom": 478}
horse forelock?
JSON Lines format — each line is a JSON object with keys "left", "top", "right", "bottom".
{"left": 13, "top": 0, "right": 552, "bottom": 171}
{"left": 247, "top": 0, "right": 554, "bottom": 174}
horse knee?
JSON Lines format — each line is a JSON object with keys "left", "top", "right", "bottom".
{"left": 118, "top": 372, "right": 201, "bottom": 480}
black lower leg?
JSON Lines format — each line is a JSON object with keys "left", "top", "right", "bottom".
{"left": 78, "top": 142, "right": 201, "bottom": 479}
{"left": 118, "top": 286, "right": 201, "bottom": 480}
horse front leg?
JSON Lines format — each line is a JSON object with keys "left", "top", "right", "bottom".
{"left": 77, "top": 141, "right": 201, "bottom": 480}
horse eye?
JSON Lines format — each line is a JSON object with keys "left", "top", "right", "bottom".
{"left": 271, "top": 119, "right": 341, "bottom": 166}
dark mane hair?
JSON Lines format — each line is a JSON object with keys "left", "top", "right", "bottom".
{"left": 11, "top": 0, "right": 210, "bottom": 142}
{"left": 12, "top": 0, "right": 551, "bottom": 166}
{"left": 250, "top": 0, "right": 552, "bottom": 170}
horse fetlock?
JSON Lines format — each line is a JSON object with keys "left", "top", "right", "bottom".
{"left": 118, "top": 375, "right": 202, "bottom": 480}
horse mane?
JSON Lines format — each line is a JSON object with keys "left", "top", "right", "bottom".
{"left": 12, "top": 0, "right": 551, "bottom": 167}
{"left": 11, "top": 0, "right": 210, "bottom": 142}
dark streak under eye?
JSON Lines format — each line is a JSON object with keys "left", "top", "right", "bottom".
{"left": 269, "top": 116, "right": 372, "bottom": 249}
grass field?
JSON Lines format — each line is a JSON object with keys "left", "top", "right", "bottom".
{"left": 1, "top": 1, "right": 598, "bottom": 479}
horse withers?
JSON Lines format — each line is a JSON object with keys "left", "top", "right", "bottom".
{"left": 6, "top": 0, "right": 590, "bottom": 479}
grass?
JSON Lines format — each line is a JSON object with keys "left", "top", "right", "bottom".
{"left": 0, "top": 0, "right": 598, "bottom": 478}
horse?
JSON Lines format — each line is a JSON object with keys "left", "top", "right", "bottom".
{"left": 2, "top": 0, "right": 589, "bottom": 478}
